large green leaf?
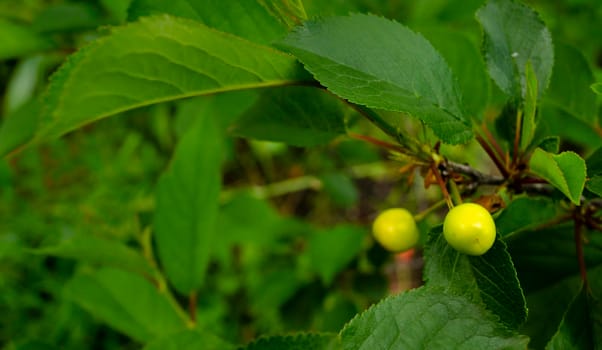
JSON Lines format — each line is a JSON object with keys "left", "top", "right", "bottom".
{"left": 242, "top": 333, "right": 338, "bottom": 350}
{"left": 546, "top": 285, "right": 593, "bottom": 350}
{"left": 279, "top": 14, "right": 473, "bottom": 144}
{"left": 144, "top": 330, "right": 234, "bottom": 350}
{"left": 64, "top": 268, "right": 187, "bottom": 342}
{"left": 476, "top": 0, "right": 553, "bottom": 99}
{"left": 34, "top": 15, "right": 310, "bottom": 145}
{"left": 154, "top": 113, "right": 222, "bottom": 294}
{"left": 230, "top": 87, "right": 346, "bottom": 147}
{"left": 539, "top": 105, "right": 602, "bottom": 149}
{"left": 128, "top": 0, "right": 286, "bottom": 44}
{"left": 339, "top": 286, "right": 529, "bottom": 349}
{"left": 424, "top": 226, "right": 527, "bottom": 330}
{"left": 543, "top": 43, "right": 597, "bottom": 124}
{"left": 0, "top": 18, "right": 54, "bottom": 60}
{"left": 529, "top": 149, "right": 587, "bottom": 205}
{"left": 33, "top": 234, "right": 155, "bottom": 278}
{"left": 495, "top": 197, "right": 558, "bottom": 238}
{"left": 419, "top": 27, "right": 489, "bottom": 119}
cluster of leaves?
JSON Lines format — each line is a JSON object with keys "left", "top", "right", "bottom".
{"left": 1, "top": 0, "right": 601, "bottom": 349}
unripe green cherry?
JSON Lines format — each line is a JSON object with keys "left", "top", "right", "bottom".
{"left": 443, "top": 203, "right": 496, "bottom": 256}
{"left": 372, "top": 208, "right": 419, "bottom": 252}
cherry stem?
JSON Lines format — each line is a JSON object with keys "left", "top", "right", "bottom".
{"left": 188, "top": 291, "right": 198, "bottom": 324}
{"left": 348, "top": 133, "right": 404, "bottom": 153}
{"left": 431, "top": 162, "right": 453, "bottom": 209}
{"left": 513, "top": 110, "right": 523, "bottom": 165}
{"left": 573, "top": 213, "right": 589, "bottom": 290}
{"left": 476, "top": 134, "right": 510, "bottom": 178}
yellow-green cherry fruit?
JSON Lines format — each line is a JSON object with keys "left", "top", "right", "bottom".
{"left": 372, "top": 208, "right": 420, "bottom": 252}
{"left": 443, "top": 203, "right": 496, "bottom": 256}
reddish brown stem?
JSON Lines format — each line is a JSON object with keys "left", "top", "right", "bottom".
{"left": 513, "top": 111, "right": 522, "bottom": 166}
{"left": 482, "top": 124, "right": 507, "bottom": 165}
{"left": 188, "top": 292, "right": 197, "bottom": 324}
{"left": 476, "top": 135, "right": 510, "bottom": 178}
{"left": 348, "top": 133, "right": 404, "bottom": 153}
{"left": 574, "top": 214, "right": 589, "bottom": 289}
{"left": 431, "top": 162, "right": 453, "bottom": 209}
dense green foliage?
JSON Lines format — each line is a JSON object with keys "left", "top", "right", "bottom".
{"left": 1, "top": 0, "right": 601, "bottom": 349}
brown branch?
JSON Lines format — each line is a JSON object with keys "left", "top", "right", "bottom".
{"left": 445, "top": 161, "right": 505, "bottom": 186}
{"left": 188, "top": 292, "right": 198, "bottom": 324}
{"left": 476, "top": 134, "right": 510, "bottom": 178}
{"left": 431, "top": 162, "right": 453, "bottom": 209}
{"left": 573, "top": 214, "right": 589, "bottom": 289}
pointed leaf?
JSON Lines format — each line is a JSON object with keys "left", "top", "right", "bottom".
{"left": 424, "top": 226, "right": 527, "bottom": 329}
{"left": 230, "top": 87, "right": 346, "bottom": 147}
{"left": 33, "top": 234, "right": 155, "bottom": 278}
{"left": 476, "top": 0, "right": 553, "bottom": 99}
{"left": 154, "top": 114, "right": 222, "bottom": 294}
{"left": 280, "top": 14, "right": 472, "bottom": 144}
{"left": 529, "top": 149, "right": 587, "bottom": 205}
{"left": 546, "top": 285, "right": 593, "bottom": 349}
{"left": 64, "top": 268, "right": 186, "bottom": 342}
{"left": 144, "top": 330, "right": 234, "bottom": 350}
{"left": 340, "top": 286, "right": 529, "bottom": 349}
{"left": 242, "top": 333, "right": 338, "bottom": 350}
{"left": 521, "top": 61, "right": 538, "bottom": 150}
{"left": 34, "top": 15, "right": 310, "bottom": 147}
{"left": 128, "top": 0, "right": 286, "bottom": 45}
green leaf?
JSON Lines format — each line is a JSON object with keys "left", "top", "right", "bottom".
{"left": 544, "top": 43, "right": 597, "bottom": 124}
{"left": 144, "top": 330, "right": 235, "bottom": 350}
{"left": 546, "top": 285, "right": 593, "bottom": 349}
{"left": 339, "top": 286, "right": 529, "bottom": 349}
{"left": 591, "top": 82, "right": 602, "bottom": 95}
{"left": 496, "top": 197, "right": 558, "bottom": 237}
{"left": 476, "top": 0, "right": 554, "bottom": 99}
{"left": 229, "top": 87, "right": 346, "bottom": 147}
{"left": 320, "top": 173, "right": 359, "bottom": 208}
{"left": 0, "top": 18, "right": 54, "bottom": 59}
{"left": 529, "top": 149, "right": 587, "bottom": 205}
{"left": 64, "top": 268, "right": 187, "bottom": 342}
{"left": 35, "top": 15, "right": 310, "bottom": 145}
{"left": 539, "top": 105, "right": 602, "bottom": 149}
{"left": 241, "top": 333, "right": 338, "bottom": 350}
{"left": 279, "top": 14, "right": 473, "bottom": 144}
{"left": 32, "top": 3, "right": 102, "bottom": 33}
{"left": 0, "top": 99, "right": 39, "bottom": 158}
{"left": 507, "top": 223, "right": 602, "bottom": 293}
{"left": 586, "top": 147, "right": 602, "bottom": 176}
{"left": 521, "top": 61, "right": 538, "bottom": 150}
{"left": 586, "top": 175, "right": 602, "bottom": 197}
{"left": 535, "top": 136, "right": 559, "bottom": 154}
{"left": 307, "top": 226, "right": 365, "bottom": 285}
{"left": 154, "top": 113, "right": 222, "bottom": 294}
{"left": 33, "top": 234, "right": 155, "bottom": 278}
{"left": 424, "top": 226, "right": 527, "bottom": 330}
{"left": 419, "top": 27, "right": 489, "bottom": 119}
{"left": 128, "top": 0, "right": 286, "bottom": 45}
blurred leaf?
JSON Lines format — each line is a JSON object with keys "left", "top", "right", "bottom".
{"left": 33, "top": 234, "right": 155, "bottom": 278}
{"left": 279, "top": 14, "right": 473, "bottom": 144}
{"left": 586, "top": 175, "right": 602, "bottom": 197}
{"left": 259, "top": 0, "right": 308, "bottom": 28}
{"left": 586, "top": 147, "right": 602, "bottom": 176}
{"left": 521, "top": 61, "right": 538, "bottom": 150}
{"left": 307, "top": 226, "right": 365, "bottom": 285}
{"left": 507, "top": 223, "right": 602, "bottom": 293}
{"left": 424, "top": 226, "right": 527, "bottom": 329}
{"left": 242, "top": 333, "right": 338, "bottom": 350}
{"left": 128, "top": 0, "right": 285, "bottom": 44}
{"left": 34, "top": 15, "right": 310, "bottom": 147}
{"left": 3, "top": 56, "right": 44, "bottom": 114}
{"left": 154, "top": 114, "right": 222, "bottom": 294}
{"left": 476, "top": 0, "right": 553, "bottom": 99}
{"left": 519, "top": 276, "right": 581, "bottom": 349}
{"left": 0, "top": 18, "right": 54, "bottom": 60}
{"left": 546, "top": 285, "right": 593, "bottom": 350}
{"left": 591, "top": 83, "right": 602, "bottom": 95}
{"left": 144, "top": 330, "right": 234, "bottom": 350}
{"left": 529, "top": 149, "right": 587, "bottom": 205}
{"left": 230, "top": 87, "right": 346, "bottom": 147}
{"left": 539, "top": 105, "right": 602, "bottom": 149}
{"left": 320, "top": 173, "right": 359, "bottom": 208}
{"left": 544, "top": 43, "right": 597, "bottom": 124}
{"left": 100, "top": 0, "right": 132, "bottom": 23}
{"left": 64, "top": 268, "right": 186, "bottom": 342}
{"left": 0, "top": 99, "right": 39, "bottom": 158}
{"left": 419, "top": 27, "right": 489, "bottom": 119}
{"left": 496, "top": 197, "right": 558, "bottom": 237}
{"left": 588, "top": 266, "right": 602, "bottom": 347}
{"left": 340, "top": 286, "right": 529, "bottom": 349}
{"left": 32, "top": 3, "right": 102, "bottom": 33}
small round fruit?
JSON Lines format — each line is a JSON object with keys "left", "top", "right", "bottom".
{"left": 372, "top": 208, "right": 419, "bottom": 252}
{"left": 443, "top": 203, "right": 496, "bottom": 256}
